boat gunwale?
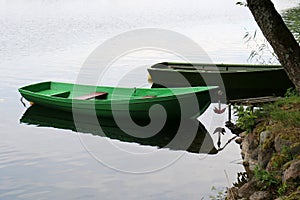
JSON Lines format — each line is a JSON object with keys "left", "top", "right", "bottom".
{"left": 19, "top": 81, "right": 217, "bottom": 105}
{"left": 148, "top": 66, "right": 285, "bottom": 74}
{"left": 149, "top": 62, "right": 284, "bottom": 73}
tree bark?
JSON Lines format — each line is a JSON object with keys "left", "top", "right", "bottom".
{"left": 246, "top": 0, "right": 300, "bottom": 93}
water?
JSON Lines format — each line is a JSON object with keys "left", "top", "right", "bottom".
{"left": 0, "top": 0, "right": 299, "bottom": 199}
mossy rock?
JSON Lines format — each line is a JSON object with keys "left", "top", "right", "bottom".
{"left": 277, "top": 131, "right": 299, "bottom": 142}
{"left": 275, "top": 134, "right": 293, "bottom": 153}
{"left": 262, "top": 137, "right": 274, "bottom": 150}
{"left": 290, "top": 142, "right": 300, "bottom": 157}
{"left": 269, "top": 153, "right": 289, "bottom": 170}
{"left": 254, "top": 122, "right": 267, "bottom": 135}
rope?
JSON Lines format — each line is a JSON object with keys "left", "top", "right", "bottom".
{"left": 20, "top": 97, "right": 27, "bottom": 108}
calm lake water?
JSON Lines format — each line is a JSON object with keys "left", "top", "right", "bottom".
{"left": 0, "top": 0, "right": 299, "bottom": 199}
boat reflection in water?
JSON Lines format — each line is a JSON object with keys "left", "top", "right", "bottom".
{"left": 20, "top": 105, "right": 217, "bottom": 154}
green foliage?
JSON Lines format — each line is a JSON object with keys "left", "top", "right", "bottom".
{"left": 277, "top": 182, "right": 289, "bottom": 197}
{"left": 253, "top": 165, "right": 297, "bottom": 197}
{"left": 271, "top": 154, "right": 288, "bottom": 170}
{"left": 283, "top": 6, "right": 300, "bottom": 43}
{"left": 270, "top": 146, "right": 294, "bottom": 170}
{"left": 285, "top": 88, "right": 299, "bottom": 98}
{"left": 281, "top": 146, "right": 295, "bottom": 161}
{"left": 270, "top": 110, "right": 300, "bottom": 127}
{"left": 263, "top": 92, "right": 300, "bottom": 127}
{"left": 254, "top": 166, "right": 280, "bottom": 190}
{"left": 234, "top": 89, "right": 300, "bottom": 133}
{"left": 233, "top": 105, "right": 261, "bottom": 133}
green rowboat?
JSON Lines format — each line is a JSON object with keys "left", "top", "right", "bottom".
{"left": 148, "top": 62, "right": 294, "bottom": 100}
{"left": 19, "top": 81, "right": 217, "bottom": 119}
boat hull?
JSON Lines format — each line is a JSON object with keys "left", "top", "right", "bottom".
{"left": 148, "top": 62, "right": 294, "bottom": 100}
{"left": 19, "top": 81, "right": 216, "bottom": 120}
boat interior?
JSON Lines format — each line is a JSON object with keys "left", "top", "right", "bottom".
{"left": 20, "top": 81, "right": 213, "bottom": 101}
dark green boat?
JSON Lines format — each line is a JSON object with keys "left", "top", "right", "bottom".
{"left": 148, "top": 62, "right": 294, "bottom": 100}
{"left": 19, "top": 81, "right": 217, "bottom": 119}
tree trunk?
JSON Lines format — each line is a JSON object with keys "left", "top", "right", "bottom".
{"left": 246, "top": 0, "right": 300, "bottom": 93}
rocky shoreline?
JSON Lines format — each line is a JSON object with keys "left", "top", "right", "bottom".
{"left": 226, "top": 97, "right": 300, "bottom": 200}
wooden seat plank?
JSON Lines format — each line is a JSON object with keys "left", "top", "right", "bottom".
{"left": 74, "top": 92, "right": 108, "bottom": 100}
{"left": 142, "top": 95, "right": 156, "bottom": 99}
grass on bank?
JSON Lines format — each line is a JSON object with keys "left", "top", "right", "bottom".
{"left": 263, "top": 90, "right": 300, "bottom": 128}
{"left": 234, "top": 88, "right": 300, "bottom": 132}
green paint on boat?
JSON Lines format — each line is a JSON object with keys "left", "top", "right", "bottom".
{"left": 19, "top": 81, "right": 217, "bottom": 119}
